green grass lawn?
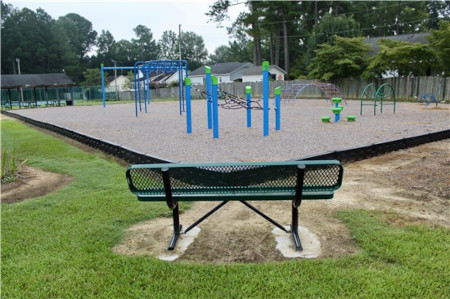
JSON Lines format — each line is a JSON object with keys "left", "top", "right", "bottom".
{"left": 1, "top": 118, "right": 449, "bottom": 298}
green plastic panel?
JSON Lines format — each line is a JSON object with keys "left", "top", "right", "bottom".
{"left": 275, "top": 86, "right": 281, "bottom": 95}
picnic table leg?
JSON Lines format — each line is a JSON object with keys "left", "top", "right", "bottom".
{"left": 292, "top": 164, "right": 306, "bottom": 251}
{"left": 162, "top": 167, "right": 182, "bottom": 250}
{"left": 168, "top": 204, "right": 182, "bottom": 251}
{"left": 291, "top": 205, "right": 302, "bottom": 251}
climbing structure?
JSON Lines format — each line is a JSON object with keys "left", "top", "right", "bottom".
{"left": 192, "top": 85, "right": 263, "bottom": 110}
{"left": 281, "top": 80, "right": 347, "bottom": 105}
{"left": 360, "top": 83, "right": 396, "bottom": 115}
{"left": 419, "top": 93, "right": 438, "bottom": 107}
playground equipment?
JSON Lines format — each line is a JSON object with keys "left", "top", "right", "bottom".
{"left": 193, "top": 84, "right": 263, "bottom": 110}
{"left": 101, "top": 60, "right": 188, "bottom": 117}
{"left": 418, "top": 93, "right": 438, "bottom": 107}
{"left": 360, "top": 83, "right": 396, "bottom": 115}
{"left": 331, "top": 98, "right": 344, "bottom": 122}
{"left": 321, "top": 97, "right": 355, "bottom": 123}
{"left": 185, "top": 61, "right": 280, "bottom": 138}
{"left": 246, "top": 86, "right": 252, "bottom": 127}
{"left": 133, "top": 60, "right": 188, "bottom": 117}
{"left": 281, "top": 81, "right": 347, "bottom": 105}
{"left": 321, "top": 116, "right": 331, "bottom": 123}
{"left": 101, "top": 64, "right": 134, "bottom": 108}
{"left": 262, "top": 61, "right": 269, "bottom": 136}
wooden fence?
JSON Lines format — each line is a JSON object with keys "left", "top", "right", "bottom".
{"left": 119, "top": 76, "right": 449, "bottom": 102}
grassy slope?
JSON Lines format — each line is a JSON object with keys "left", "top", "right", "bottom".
{"left": 1, "top": 119, "right": 449, "bottom": 298}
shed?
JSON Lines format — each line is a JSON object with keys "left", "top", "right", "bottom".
{"left": 1, "top": 73, "right": 75, "bottom": 109}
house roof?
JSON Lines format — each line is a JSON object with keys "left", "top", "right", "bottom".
{"left": 106, "top": 75, "right": 116, "bottom": 83}
{"left": 1, "top": 73, "right": 75, "bottom": 89}
{"left": 241, "top": 65, "right": 287, "bottom": 76}
{"left": 190, "top": 62, "right": 253, "bottom": 76}
{"left": 365, "top": 32, "right": 429, "bottom": 55}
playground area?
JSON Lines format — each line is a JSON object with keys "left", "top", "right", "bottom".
{"left": 2, "top": 110, "right": 449, "bottom": 262}
{"left": 3, "top": 98, "right": 449, "bottom": 263}
{"left": 10, "top": 98, "right": 450, "bottom": 163}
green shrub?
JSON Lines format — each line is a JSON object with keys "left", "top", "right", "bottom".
{"left": 1, "top": 150, "right": 27, "bottom": 184}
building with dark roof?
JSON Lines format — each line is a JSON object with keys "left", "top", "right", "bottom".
{"left": 189, "top": 62, "right": 254, "bottom": 84}
{"left": 1, "top": 73, "right": 75, "bottom": 109}
{"left": 1, "top": 73, "right": 75, "bottom": 89}
{"left": 364, "top": 32, "right": 429, "bottom": 56}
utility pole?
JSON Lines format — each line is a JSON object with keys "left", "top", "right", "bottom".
{"left": 16, "top": 58, "right": 23, "bottom": 103}
{"left": 179, "top": 24, "right": 182, "bottom": 61}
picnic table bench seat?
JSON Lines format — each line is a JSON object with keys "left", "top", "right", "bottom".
{"left": 126, "top": 160, "right": 344, "bottom": 251}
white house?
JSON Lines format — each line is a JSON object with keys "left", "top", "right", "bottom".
{"left": 165, "top": 70, "right": 188, "bottom": 84}
{"left": 105, "top": 75, "right": 130, "bottom": 92}
{"left": 241, "top": 65, "right": 287, "bottom": 82}
{"left": 189, "top": 62, "right": 254, "bottom": 84}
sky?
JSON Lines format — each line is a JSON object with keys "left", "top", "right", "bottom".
{"left": 7, "top": 0, "right": 246, "bottom": 55}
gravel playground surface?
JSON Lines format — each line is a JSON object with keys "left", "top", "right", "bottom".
{"left": 11, "top": 99, "right": 450, "bottom": 163}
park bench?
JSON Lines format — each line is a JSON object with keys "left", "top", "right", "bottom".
{"left": 126, "top": 160, "right": 344, "bottom": 251}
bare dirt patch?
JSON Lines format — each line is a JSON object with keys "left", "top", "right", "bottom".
{"left": 114, "top": 139, "right": 450, "bottom": 263}
{"left": 1, "top": 165, "right": 72, "bottom": 204}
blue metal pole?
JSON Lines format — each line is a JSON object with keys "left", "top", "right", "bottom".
{"left": 262, "top": 61, "right": 269, "bottom": 136}
{"left": 101, "top": 63, "right": 106, "bottom": 108}
{"left": 185, "top": 78, "right": 192, "bottom": 134}
{"left": 133, "top": 65, "right": 138, "bottom": 117}
{"left": 212, "top": 75, "right": 219, "bottom": 138}
{"left": 145, "top": 70, "right": 149, "bottom": 113}
{"left": 245, "top": 86, "right": 252, "bottom": 128}
{"left": 178, "top": 69, "right": 182, "bottom": 115}
{"left": 335, "top": 102, "right": 339, "bottom": 122}
{"left": 138, "top": 67, "right": 142, "bottom": 112}
{"left": 205, "top": 66, "right": 213, "bottom": 129}
{"left": 275, "top": 86, "right": 281, "bottom": 130}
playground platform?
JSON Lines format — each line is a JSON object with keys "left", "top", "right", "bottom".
{"left": 8, "top": 99, "right": 450, "bottom": 163}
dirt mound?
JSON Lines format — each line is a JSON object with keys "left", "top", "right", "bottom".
{"left": 1, "top": 166, "right": 72, "bottom": 204}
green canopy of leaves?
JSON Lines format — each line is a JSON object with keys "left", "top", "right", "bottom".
{"left": 427, "top": 20, "right": 450, "bottom": 75}
{"left": 307, "top": 35, "right": 369, "bottom": 81}
{"left": 364, "top": 39, "right": 436, "bottom": 79}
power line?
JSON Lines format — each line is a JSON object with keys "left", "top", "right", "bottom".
{"left": 231, "top": 1, "right": 422, "bottom": 27}
{"left": 249, "top": 16, "right": 441, "bottom": 41}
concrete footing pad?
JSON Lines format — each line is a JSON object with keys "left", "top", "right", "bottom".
{"left": 272, "top": 226, "right": 321, "bottom": 258}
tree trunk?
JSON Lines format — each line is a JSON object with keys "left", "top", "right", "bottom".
{"left": 256, "top": 37, "right": 262, "bottom": 65}
{"left": 275, "top": 25, "right": 281, "bottom": 66}
{"left": 314, "top": 1, "right": 318, "bottom": 25}
{"left": 283, "top": 17, "right": 289, "bottom": 78}
{"left": 253, "top": 36, "right": 262, "bottom": 66}
{"left": 253, "top": 40, "right": 258, "bottom": 65}
{"left": 269, "top": 34, "right": 274, "bottom": 65}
